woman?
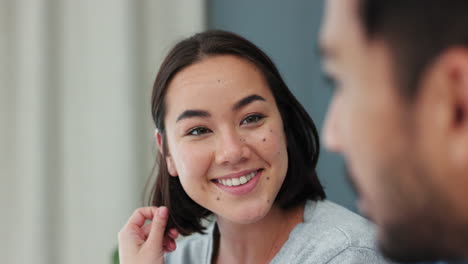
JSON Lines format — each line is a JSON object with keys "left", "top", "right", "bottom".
{"left": 118, "top": 30, "right": 389, "bottom": 264}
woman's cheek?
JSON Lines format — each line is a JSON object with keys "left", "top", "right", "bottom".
{"left": 259, "top": 125, "right": 287, "bottom": 155}
{"left": 177, "top": 143, "right": 212, "bottom": 180}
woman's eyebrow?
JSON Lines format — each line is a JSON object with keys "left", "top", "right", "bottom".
{"left": 176, "top": 110, "right": 211, "bottom": 123}
{"left": 176, "top": 94, "right": 265, "bottom": 122}
{"left": 232, "top": 94, "right": 266, "bottom": 111}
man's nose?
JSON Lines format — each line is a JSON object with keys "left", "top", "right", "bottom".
{"left": 322, "top": 98, "right": 343, "bottom": 152}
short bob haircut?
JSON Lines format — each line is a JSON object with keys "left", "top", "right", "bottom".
{"left": 149, "top": 30, "right": 325, "bottom": 236}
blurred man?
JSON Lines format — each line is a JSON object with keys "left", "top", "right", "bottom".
{"left": 320, "top": 0, "right": 468, "bottom": 262}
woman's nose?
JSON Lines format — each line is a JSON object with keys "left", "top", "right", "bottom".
{"left": 215, "top": 130, "right": 250, "bottom": 166}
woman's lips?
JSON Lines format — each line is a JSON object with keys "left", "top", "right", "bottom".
{"left": 216, "top": 170, "right": 257, "bottom": 186}
{"left": 213, "top": 169, "right": 263, "bottom": 196}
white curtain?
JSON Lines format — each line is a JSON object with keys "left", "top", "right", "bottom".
{"left": 0, "top": 1, "right": 206, "bottom": 263}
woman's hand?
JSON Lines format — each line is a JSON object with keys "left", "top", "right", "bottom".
{"left": 118, "top": 206, "right": 179, "bottom": 264}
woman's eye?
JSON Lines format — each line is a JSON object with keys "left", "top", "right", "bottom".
{"left": 241, "top": 114, "right": 265, "bottom": 125}
{"left": 187, "top": 127, "right": 211, "bottom": 136}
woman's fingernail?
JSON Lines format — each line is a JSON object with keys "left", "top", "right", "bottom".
{"left": 153, "top": 207, "right": 159, "bottom": 218}
{"left": 159, "top": 207, "right": 168, "bottom": 218}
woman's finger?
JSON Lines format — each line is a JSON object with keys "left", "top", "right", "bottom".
{"left": 163, "top": 237, "right": 177, "bottom": 252}
{"left": 126, "top": 207, "right": 156, "bottom": 227}
{"left": 118, "top": 207, "right": 161, "bottom": 262}
{"left": 144, "top": 206, "right": 169, "bottom": 251}
{"left": 142, "top": 224, "right": 178, "bottom": 243}
{"left": 141, "top": 223, "right": 151, "bottom": 238}
{"left": 142, "top": 226, "right": 178, "bottom": 253}
{"left": 167, "top": 228, "right": 179, "bottom": 240}
{"left": 118, "top": 207, "right": 156, "bottom": 247}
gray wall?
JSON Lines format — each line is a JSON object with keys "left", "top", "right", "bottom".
{"left": 208, "top": 0, "right": 357, "bottom": 212}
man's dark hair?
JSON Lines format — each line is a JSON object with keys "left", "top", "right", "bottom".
{"left": 358, "top": 0, "right": 468, "bottom": 100}
{"left": 148, "top": 30, "right": 325, "bottom": 236}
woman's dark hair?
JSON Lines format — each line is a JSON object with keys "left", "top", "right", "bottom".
{"left": 358, "top": 0, "right": 468, "bottom": 101}
{"left": 149, "top": 30, "right": 325, "bottom": 236}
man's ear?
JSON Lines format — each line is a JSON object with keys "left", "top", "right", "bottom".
{"left": 155, "top": 129, "right": 178, "bottom": 177}
{"left": 450, "top": 50, "right": 468, "bottom": 129}
{"left": 440, "top": 48, "right": 468, "bottom": 166}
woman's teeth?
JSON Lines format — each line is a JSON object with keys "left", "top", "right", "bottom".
{"left": 217, "top": 171, "right": 256, "bottom": 187}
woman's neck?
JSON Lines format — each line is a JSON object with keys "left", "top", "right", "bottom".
{"left": 213, "top": 202, "right": 305, "bottom": 264}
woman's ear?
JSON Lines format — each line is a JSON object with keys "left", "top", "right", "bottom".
{"left": 166, "top": 157, "right": 178, "bottom": 177}
{"left": 155, "top": 129, "right": 164, "bottom": 155}
{"left": 155, "top": 129, "right": 178, "bottom": 177}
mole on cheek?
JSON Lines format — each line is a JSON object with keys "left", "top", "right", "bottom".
{"left": 267, "top": 199, "right": 271, "bottom": 203}
{"left": 217, "top": 79, "right": 221, "bottom": 83}
{"left": 262, "top": 138, "right": 266, "bottom": 142}
{"left": 266, "top": 177, "right": 270, "bottom": 180}
{"left": 216, "top": 197, "right": 220, "bottom": 201}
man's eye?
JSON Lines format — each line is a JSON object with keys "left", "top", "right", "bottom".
{"left": 323, "top": 74, "right": 336, "bottom": 87}
{"left": 323, "top": 74, "right": 341, "bottom": 93}
{"left": 187, "top": 127, "right": 211, "bottom": 136}
{"left": 241, "top": 114, "right": 265, "bottom": 125}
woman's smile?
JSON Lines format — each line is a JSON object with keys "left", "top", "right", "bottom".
{"left": 213, "top": 169, "right": 264, "bottom": 196}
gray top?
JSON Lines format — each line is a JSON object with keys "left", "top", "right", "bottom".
{"left": 165, "top": 200, "right": 393, "bottom": 263}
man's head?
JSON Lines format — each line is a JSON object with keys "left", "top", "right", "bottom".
{"left": 320, "top": 0, "right": 468, "bottom": 261}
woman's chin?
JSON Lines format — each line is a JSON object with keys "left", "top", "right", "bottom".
{"left": 217, "top": 201, "right": 273, "bottom": 224}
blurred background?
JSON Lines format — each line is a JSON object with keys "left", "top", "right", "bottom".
{"left": 0, "top": 0, "right": 353, "bottom": 263}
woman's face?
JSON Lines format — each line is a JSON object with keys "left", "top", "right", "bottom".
{"left": 159, "top": 55, "right": 288, "bottom": 224}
